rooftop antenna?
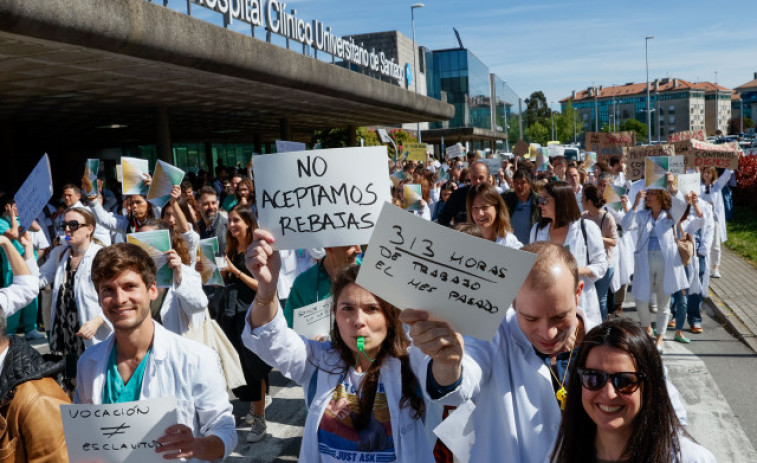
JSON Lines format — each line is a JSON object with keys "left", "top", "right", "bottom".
{"left": 453, "top": 27, "right": 464, "bottom": 49}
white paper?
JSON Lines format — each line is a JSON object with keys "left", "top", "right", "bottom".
{"left": 356, "top": 203, "right": 537, "bottom": 341}
{"left": 253, "top": 146, "right": 392, "bottom": 250}
{"left": 61, "top": 397, "right": 178, "bottom": 463}
{"left": 292, "top": 297, "right": 333, "bottom": 340}
{"left": 433, "top": 400, "right": 477, "bottom": 463}
{"left": 146, "top": 160, "right": 185, "bottom": 208}
{"left": 276, "top": 140, "right": 307, "bottom": 153}
{"left": 446, "top": 143, "right": 465, "bottom": 159}
{"left": 482, "top": 158, "right": 502, "bottom": 174}
{"left": 121, "top": 157, "right": 150, "bottom": 195}
{"left": 678, "top": 173, "right": 701, "bottom": 196}
{"left": 14, "top": 154, "right": 54, "bottom": 231}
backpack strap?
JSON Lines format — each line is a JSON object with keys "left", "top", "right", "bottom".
{"left": 580, "top": 218, "right": 589, "bottom": 264}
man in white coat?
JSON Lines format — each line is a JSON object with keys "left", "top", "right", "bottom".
{"left": 75, "top": 243, "right": 237, "bottom": 461}
{"left": 402, "top": 241, "right": 686, "bottom": 463}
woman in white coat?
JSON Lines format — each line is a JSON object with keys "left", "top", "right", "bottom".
{"left": 38, "top": 208, "right": 112, "bottom": 390}
{"left": 700, "top": 167, "right": 733, "bottom": 278}
{"left": 243, "top": 229, "right": 436, "bottom": 463}
{"left": 622, "top": 178, "right": 688, "bottom": 352}
{"left": 467, "top": 183, "right": 523, "bottom": 249}
{"left": 530, "top": 181, "right": 607, "bottom": 328}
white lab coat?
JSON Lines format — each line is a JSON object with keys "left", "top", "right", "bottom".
{"left": 680, "top": 200, "right": 715, "bottom": 295}
{"left": 158, "top": 265, "right": 208, "bottom": 335}
{"left": 0, "top": 273, "right": 39, "bottom": 318}
{"left": 38, "top": 242, "right": 112, "bottom": 347}
{"left": 622, "top": 192, "right": 689, "bottom": 302}
{"left": 242, "top": 308, "right": 436, "bottom": 463}
{"left": 530, "top": 219, "right": 607, "bottom": 328}
{"left": 429, "top": 308, "right": 688, "bottom": 463}
{"left": 495, "top": 233, "right": 524, "bottom": 249}
{"left": 604, "top": 206, "right": 635, "bottom": 289}
{"left": 75, "top": 321, "right": 237, "bottom": 462}
{"left": 700, "top": 169, "right": 733, "bottom": 242}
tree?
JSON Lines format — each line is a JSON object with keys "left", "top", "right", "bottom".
{"left": 618, "top": 119, "right": 648, "bottom": 142}
{"left": 524, "top": 91, "right": 551, "bottom": 129}
{"left": 311, "top": 127, "right": 385, "bottom": 149}
{"left": 729, "top": 116, "right": 755, "bottom": 135}
{"left": 554, "top": 102, "right": 582, "bottom": 144}
{"left": 526, "top": 121, "right": 549, "bottom": 145}
{"left": 507, "top": 115, "right": 520, "bottom": 147}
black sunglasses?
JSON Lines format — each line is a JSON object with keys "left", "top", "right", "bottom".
{"left": 58, "top": 221, "right": 86, "bottom": 232}
{"left": 536, "top": 196, "right": 549, "bottom": 206}
{"left": 577, "top": 368, "right": 646, "bottom": 394}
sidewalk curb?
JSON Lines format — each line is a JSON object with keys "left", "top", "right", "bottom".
{"left": 706, "top": 292, "right": 757, "bottom": 354}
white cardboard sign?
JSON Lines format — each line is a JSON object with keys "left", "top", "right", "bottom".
{"left": 61, "top": 397, "right": 178, "bottom": 463}
{"left": 292, "top": 297, "right": 333, "bottom": 340}
{"left": 253, "top": 146, "right": 392, "bottom": 250}
{"left": 445, "top": 143, "right": 465, "bottom": 159}
{"left": 677, "top": 173, "right": 701, "bottom": 196}
{"left": 14, "top": 154, "right": 54, "bottom": 231}
{"left": 356, "top": 203, "right": 537, "bottom": 341}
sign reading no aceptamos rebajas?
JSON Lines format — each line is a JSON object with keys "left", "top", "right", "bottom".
{"left": 357, "top": 203, "right": 538, "bottom": 341}
{"left": 253, "top": 146, "right": 392, "bottom": 250}
{"left": 61, "top": 398, "right": 178, "bottom": 463}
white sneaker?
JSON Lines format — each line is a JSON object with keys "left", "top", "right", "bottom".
{"left": 246, "top": 414, "right": 266, "bottom": 443}
{"left": 711, "top": 268, "right": 722, "bottom": 278}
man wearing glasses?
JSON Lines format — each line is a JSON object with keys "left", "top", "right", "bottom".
{"left": 403, "top": 242, "right": 686, "bottom": 463}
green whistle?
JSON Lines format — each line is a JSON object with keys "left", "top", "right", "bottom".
{"left": 357, "top": 336, "right": 365, "bottom": 352}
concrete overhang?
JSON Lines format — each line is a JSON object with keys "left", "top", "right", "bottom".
{"left": 421, "top": 127, "right": 507, "bottom": 143}
{"left": 0, "top": 0, "right": 454, "bottom": 149}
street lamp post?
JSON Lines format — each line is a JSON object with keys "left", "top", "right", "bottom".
{"left": 645, "top": 36, "right": 654, "bottom": 144}
{"left": 550, "top": 101, "right": 555, "bottom": 141}
{"left": 411, "top": 3, "right": 425, "bottom": 143}
{"left": 741, "top": 99, "right": 745, "bottom": 134}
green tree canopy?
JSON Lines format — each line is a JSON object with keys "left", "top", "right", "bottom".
{"left": 619, "top": 119, "right": 648, "bottom": 142}
{"left": 526, "top": 121, "right": 549, "bottom": 145}
{"left": 524, "top": 91, "right": 551, "bottom": 128}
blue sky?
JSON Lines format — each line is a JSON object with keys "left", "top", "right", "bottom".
{"left": 171, "top": 0, "right": 757, "bottom": 110}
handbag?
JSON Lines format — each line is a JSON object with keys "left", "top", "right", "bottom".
{"left": 182, "top": 308, "right": 246, "bottom": 391}
{"left": 676, "top": 229, "right": 695, "bottom": 267}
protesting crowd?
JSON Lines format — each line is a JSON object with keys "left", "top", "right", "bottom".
{"left": 0, "top": 139, "right": 741, "bottom": 462}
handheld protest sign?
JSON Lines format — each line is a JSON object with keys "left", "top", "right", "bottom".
{"left": 404, "top": 143, "right": 428, "bottom": 162}
{"left": 603, "top": 184, "right": 627, "bottom": 212}
{"left": 61, "top": 397, "right": 178, "bottom": 463}
{"left": 276, "top": 140, "right": 307, "bottom": 153}
{"left": 198, "top": 237, "right": 224, "bottom": 286}
{"left": 293, "top": 297, "right": 333, "bottom": 340}
{"left": 126, "top": 230, "right": 173, "bottom": 287}
{"left": 253, "top": 146, "right": 392, "bottom": 250}
{"left": 677, "top": 173, "right": 701, "bottom": 196}
{"left": 147, "top": 160, "right": 185, "bottom": 208}
{"left": 14, "top": 154, "right": 53, "bottom": 232}
{"left": 645, "top": 156, "right": 684, "bottom": 189}
{"left": 357, "top": 202, "right": 537, "bottom": 341}
{"left": 83, "top": 159, "right": 100, "bottom": 197}
{"left": 445, "top": 143, "right": 465, "bottom": 159}
{"left": 513, "top": 139, "right": 529, "bottom": 157}
{"left": 402, "top": 184, "right": 423, "bottom": 211}
{"left": 627, "top": 144, "right": 675, "bottom": 181}
{"left": 121, "top": 157, "right": 150, "bottom": 195}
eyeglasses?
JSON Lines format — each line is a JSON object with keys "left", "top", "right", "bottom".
{"left": 536, "top": 196, "right": 550, "bottom": 206}
{"left": 577, "top": 368, "right": 646, "bottom": 394}
{"left": 58, "top": 221, "right": 86, "bottom": 232}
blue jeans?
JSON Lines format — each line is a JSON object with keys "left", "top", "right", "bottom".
{"left": 672, "top": 289, "right": 688, "bottom": 330}
{"left": 595, "top": 267, "right": 614, "bottom": 321}
{"left": 686, "top": 255, "right": 707, "bottom": 326}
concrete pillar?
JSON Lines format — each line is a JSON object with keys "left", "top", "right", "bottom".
{"left": 347, "top": 125, "right": 357, "bottom": 147}
{"left": 0, "top": 122, "right": 16, "bottom": 184}
{"left": 279, "top": 118, "right": 291, "bottom": 141}
{"left": 253, "top": 134, "right": 262, "bottom": 154}
{"left": 155, "top": 106, "right": 172, "bottom": 163}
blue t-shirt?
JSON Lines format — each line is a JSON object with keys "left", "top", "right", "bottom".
{"left": 511, "top": 197, "right": 533, "bottom": 245}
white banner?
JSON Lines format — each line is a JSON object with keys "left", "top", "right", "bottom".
{"left": 357, "top": 203, "right": 537, "bottom": 341}
{"left": 253, "top": 146, "right": 392, "bottom": 250}
{"left": 61, "top": 398, "right": 178, "bottom": 463}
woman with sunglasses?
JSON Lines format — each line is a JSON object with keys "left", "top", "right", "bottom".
{"left": 550, "top": 318, "right": 715, "bottom": 463}
{"left": 530, "top": 181, "right": 608, "bottom": 328}
{"left": 38, "top": 208, "right": 112, "bottom": 392}
{"left": 466, "top": 183, "right": 523, "bottom": 249}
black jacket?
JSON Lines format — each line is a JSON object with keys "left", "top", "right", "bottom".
{"left": 0, "top": 337, "right": 64, "bottom": 405}
{"left": 437, "top": 185, "right": 471, "bottom": 227}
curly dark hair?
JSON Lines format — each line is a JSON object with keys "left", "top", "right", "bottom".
{"left": 328, "top": 265, "right": 425, "bottom": 429}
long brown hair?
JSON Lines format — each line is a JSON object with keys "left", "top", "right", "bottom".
{"left": 466, "top": 183, "right": 513, "bottom": 237}
{"left": 225, "top": 205, "right": 258, "bottom": 257}
{"left": 329, "top": 265, "right": 424, "bottom": 429}
{"left": 550, "top": 318, "right": 682, "bottom": 463}
{"left": 538, "top": 181, "right": 581, "bottom": 229}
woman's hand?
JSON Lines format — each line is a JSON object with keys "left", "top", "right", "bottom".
{"left": 76, "top": 317, "right": 103, "bottom": 340}
{"left": 400, "top": 309, "right": 464, "bottom": 386}
{"left": 245, "top": 229, "right": 280, "bottom": 299}
{"left": 165, "top": 249, "right": 183, "bottom": 285}
{"left": 221, "top": 258, "right": 239, "bottom": 278}
{"left": 633, "top": 190, "right": 646, "bottom": 210}
{"left": 169, "top": 185, "right": 181, "bottom": 203}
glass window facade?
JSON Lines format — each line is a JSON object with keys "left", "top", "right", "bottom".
{"left": 427, "top": 49, "right": 492, "bottom": 130}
